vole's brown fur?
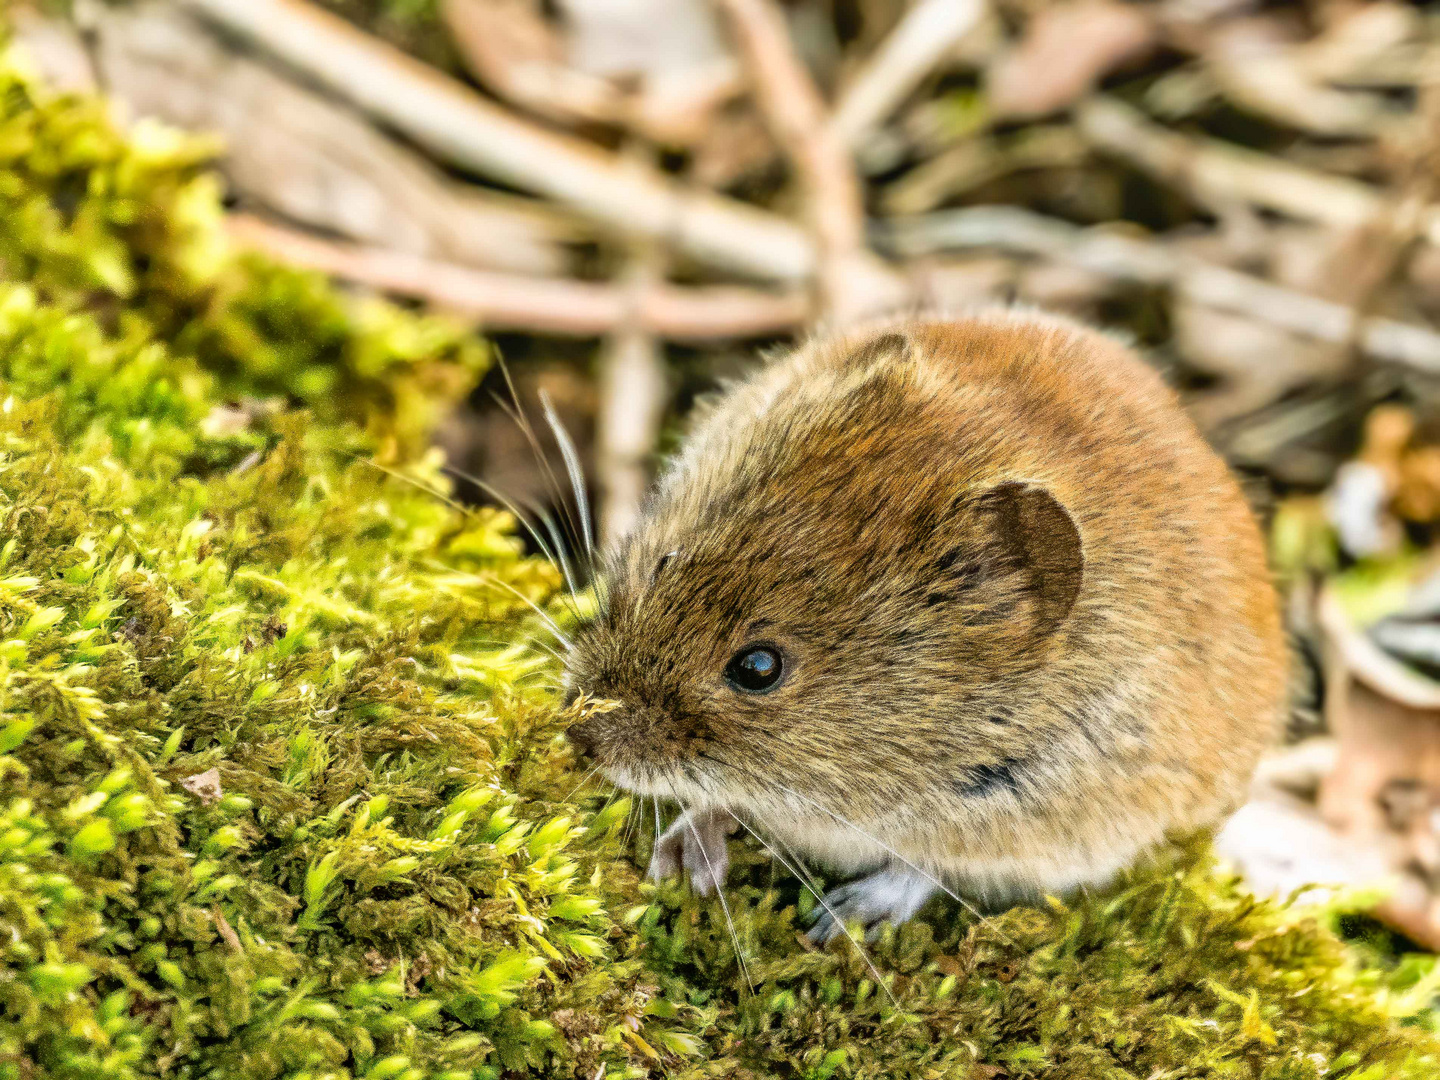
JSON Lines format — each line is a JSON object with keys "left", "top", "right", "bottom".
{"left": 568, "top": 312, "right": 1286, "bottom": 930}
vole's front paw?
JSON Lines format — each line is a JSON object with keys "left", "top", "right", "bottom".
{"left": 648, "top": 807, "right": 739, "bottom": 897}
{"left": 807, "top": 867, "right": 938, "bottom": 944}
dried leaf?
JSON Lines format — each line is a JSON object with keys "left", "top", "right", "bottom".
{"left": 180, "top": 767, "right": 223, "bottom": 805}
{"left": 986, "top": 0, "right": 1156, "bottom": 120}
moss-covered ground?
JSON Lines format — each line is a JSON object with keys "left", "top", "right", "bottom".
{"left": 3, "top": 36, "right": 1440, "bottom": 1080}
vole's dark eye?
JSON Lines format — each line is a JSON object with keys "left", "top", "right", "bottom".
{"left": 724, "top": 645, "right": 784, "bottom": 693}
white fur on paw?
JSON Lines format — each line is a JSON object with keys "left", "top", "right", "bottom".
{"left": 807, "top": 867, "right": 938, "bottom": 944}
{"left": 648, "top": 807, "right": 738, "bottom": 897}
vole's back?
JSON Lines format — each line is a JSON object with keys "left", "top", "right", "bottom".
{"left": 910, "top": 317, "right": 1284, "bottom": 882}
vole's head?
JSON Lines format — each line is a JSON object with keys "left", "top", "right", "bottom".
{"left": 565, "top": 330, "right": 1085, "bottom": 823}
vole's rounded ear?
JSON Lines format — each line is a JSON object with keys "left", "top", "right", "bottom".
{"left": 974, "top": 481, "right": 1084, "bottom": 640}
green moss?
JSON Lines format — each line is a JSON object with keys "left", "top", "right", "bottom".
{"left": 0, "top": 48, "right": 484, "bottom": 456}
{"left": 2, "top": 36, "right": 1440, "bottom": 1080}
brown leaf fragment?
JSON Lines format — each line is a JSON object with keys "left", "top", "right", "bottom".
{"left": 933, "top": 953, "right": 965, "bottom": 976}
{"left": 212, "top": 907, "right": 242, "bottom": 953}
{"left": 364, "top": 949, "right": 390, "bottom": 974}
{"left": 1320, "top": 675, "right": 1440, "bottom": 833}
{"left": 180, "top": 767, "right": 223, "bottom": 805}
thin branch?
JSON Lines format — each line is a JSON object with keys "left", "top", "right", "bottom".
{"left": 180, "top": 0, "right": 814, "bottom": 285}
{"left": 880, "top": 205, "right": 1440, "bottom": 372}
{"left": 881, "top": 126, "right": 1086, "bottom": 216}
{"left": 596, "top": 241, "right": 669, "bottom": 547}
{"left": 228, "top": 214, "right": 806, "bottom": 341}
{"left": 1075, "top": 95, "right": 1440, "bottom": 246}
{"left": 1206, "top": 33, "right": 1403, "bottom": 138}
{"left": 715, "top": 0, "right": 909, "bottom": 324}
{"left": 829, "top": 0, "right": 988, "bottom": 150}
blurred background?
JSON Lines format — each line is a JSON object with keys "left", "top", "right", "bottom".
{"left": 15, "top": 0, "right": 1440, "bottom": 946}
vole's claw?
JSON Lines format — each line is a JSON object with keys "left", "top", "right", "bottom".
{"left": 647, "top": 807, "right": 738, "bottom": 897}
{"left": 806, "top": 868, "right": 939, "bottom": 944}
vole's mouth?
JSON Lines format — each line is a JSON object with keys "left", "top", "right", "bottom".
{"left": 603, "top": 762, "right": 722, "bottom": 808}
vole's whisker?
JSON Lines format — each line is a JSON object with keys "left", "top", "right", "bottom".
{"left": 515, "top": 631, "right": 567, "bottom": 666}
{"left": 489, "top": 359, "right": 587, "bottom": 576}
{"left": 697, "top": 752, "right": 1013, "bottom": 945}
{"left": 617, "top": 796, "right": 636, "bottom": 853}
{"left": 737, "top": 813, "right": 899, "bottom": 1010}
{"left": 465, "top": 571, "right": 572, "bottom": 650}
{"left": 435, "top": 461, "right": 555, "bottom": 563}
{"left": 535, "top": 505, "right": 582, "bottom": 610}
{"left": 668, "top": 782, "right": 753, "bottom": 995}
{"left": 562, "top": 763, "right": 605, "bottom": 803}
{"left": 433, "top": 458, "right": 584, "bottom": 620}
{"left": 360, "top": 459, "right": 578, "bottom": 625}
{"left": 540, "top": 388, "right": 595, "bottom": 567}
{"left": 531, "top": 642, "right": 566, "bottom": 665}
{"left": 594, "top": 783, "right": 625, "bottom": 830}
{"left": 353, "top": 454, "right": 471, "bottom": 516}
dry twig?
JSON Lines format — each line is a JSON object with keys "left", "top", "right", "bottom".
{"left": 596, "top": 245, "right": 669, "bottom": 545}
{"left": 715, "top": 0, "right": 909, "bottom": 324}
{"left": 440, "top": 0, "right": 621, "bottom": 128}
{"left": 1076, "top": 96, "right": 1440, "bottom": 245}
{"left": 1203, "top": 20, "right": 1405, "bottom": 138}
{"left": 228, "top": 214, "right": 806, "bottom": 340}
{"left": 828, "top": 0, "right": 988, "bottom": 150}
{"left": 881, "top": 206, "right": 1440, "bottom": 371}
{"left": 89, "top": 2, "right": 572, "bottom": 276}
{"left": 441, "top": 0, "right": 740, "bottom": 145}
{"left": 882, "top": 126, "right": 1087, "bottom": 216}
